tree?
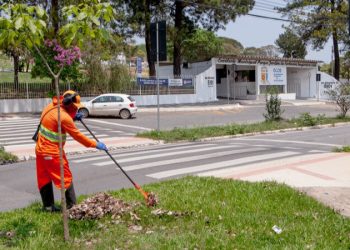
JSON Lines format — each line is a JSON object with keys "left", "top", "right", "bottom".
{"left": 327, "top": 83, "right": 350, "bottom": 117}
{"left": 275, "top": 28, "right": 307, "bottom": 58}
{"left": 182, "top": 29, "right": 223, "bottom": 62}
{"left": 0, "top": 1, "right": 115, "bottom": 241}
{"left": 219, "top": 36, "right": 244, "bottom": 55}
{"left": 111, "top": 0, "right": 163, "bottom": 77}
{"left": 278, "top": 0, "right": 348, "bottom": 80}
{"left": 242, "top": 45, "right": 279, "bottom": 57}
{"left": 172, "top": 0, "right": 254, "bottom": 76}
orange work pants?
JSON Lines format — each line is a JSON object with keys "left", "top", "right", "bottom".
{"left": 36, "top": 154, "right": 73, "bottom": 190}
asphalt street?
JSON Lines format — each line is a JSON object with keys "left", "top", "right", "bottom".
{"left": 1, "top": 124, "right": 350, "bottom": 211}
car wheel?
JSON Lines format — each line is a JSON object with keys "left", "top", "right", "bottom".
{"left": 119, "top": 109, "right": 131, "bottom": 119}
{"left": 79, "top": 108, "right": 89, "bottom": 118}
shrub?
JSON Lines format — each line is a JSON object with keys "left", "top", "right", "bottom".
{"left": 0, "top": 146, "right": 18, "bottom": 165}
{"left": 327, "top": 83, "right": 350, "bottom": 118}
{"left": 297, "top": 113, "right": 326, "bottom": 126}
{"left": 263, "top": 87, "right": 284, "bottom": 121}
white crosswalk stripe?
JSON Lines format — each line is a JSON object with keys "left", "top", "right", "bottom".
{"left": 72, "top": 143, "right": 216, "bottom": 163}
{"left": 121, "top": 147, "right": 267, "bottom": 171}
{"left": 94, "top": 145, "right": 236, "bottom": 166}
{"left": 147, "top": 151, "right": 299, "bottom": 179}
{"left": 0, "top": 117, "right": 133, "bottom": 147}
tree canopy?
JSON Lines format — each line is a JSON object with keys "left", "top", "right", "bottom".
{"left": 275, "top": 28, "right": 307, "bottom": 59}
{"left": 278, "top": 0, "right": 349, "bottom": 80}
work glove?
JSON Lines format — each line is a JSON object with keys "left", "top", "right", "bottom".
{"left": 96, "top": 142, "right": 108, "bottom": 151}
{"left": 73, "top": 112, "right": 84, "bottom": 121}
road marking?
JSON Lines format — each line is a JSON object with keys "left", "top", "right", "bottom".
{"left": 72, "top": 143, "right": 215, "bottom": 163}
{"left": 147, "top": 151, "right": 298, "bottom": 179}
{"left": 88, "top": 119, "right": 152, "bottom": 131}
{"left": 239, "top": 138, "right": 342, "bottom": 147}
{"left": 122, "top": 147, "right": 266, "bottom": 171}
{"left": 95, "top": 145, "right": 236, "bottom": 166}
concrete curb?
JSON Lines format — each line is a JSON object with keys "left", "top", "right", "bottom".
{"left": 160, "top": 121, "right": 350, "bottom": 145}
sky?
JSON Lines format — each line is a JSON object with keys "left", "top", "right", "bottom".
{"left": 135, "top": 0, "right": 333, "bottom": 63}
{"left": 216, "top": 14, "right": 333, "bottom": 64}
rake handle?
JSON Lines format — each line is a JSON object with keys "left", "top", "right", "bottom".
{"left": 79, "top": 119, "right": 144, "bottom": 192}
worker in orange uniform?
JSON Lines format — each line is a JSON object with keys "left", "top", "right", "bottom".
{"left": 35, "top": 90, "right": 108, "bottom": 212}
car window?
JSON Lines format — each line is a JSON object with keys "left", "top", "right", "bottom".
{"left": 114, "top": 96, "right": 124, "bottom": 102}
{"left": 93, "top": 97, "right": 105, "bottom": 103}
{"left": 127, "top": 96, "right": 135, "bottom": 102}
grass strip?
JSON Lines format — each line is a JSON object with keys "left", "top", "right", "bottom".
{"left": 0, "top": 146, "right": 18, "bottom": 165}
{"left": 137, "top": 116, "right": 350, "bottom": 142}
{"left": 333, "top": 145, "right": 350, "bottom": 152}
{"left": 0, "top": 177, "right": 349, "bottom": 249}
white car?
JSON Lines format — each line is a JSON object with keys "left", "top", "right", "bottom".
{"left": 78, "top": 93, "right": 137, "bottom": 119}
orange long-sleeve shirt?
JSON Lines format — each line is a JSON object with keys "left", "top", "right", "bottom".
{"left": 35, "top": 97, "right": 97, "bottom": 156}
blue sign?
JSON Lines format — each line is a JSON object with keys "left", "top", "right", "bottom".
{"left": 182, "top": 78, "right": 193, "bottom": 86}
{"left": 137, "top": 78, "right": 169, "bottom": 86}
{"left": 136, "top": 57, "right": 142, "bottom": 76}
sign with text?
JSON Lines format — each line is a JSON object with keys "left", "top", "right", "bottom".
{"left": 137, "top": 78, "right": 168, "bottom": 86}
{"left": 182, "top": 78, "right": 193, "bottom": 86}
{"left": 169, "top": 78, "right": 183, "bottom": 86}
{"left": 205, "top": 76, "right": 215, "bottom": 87}
{"left": 257, "top": 65, "right": 286, "bottom": 85}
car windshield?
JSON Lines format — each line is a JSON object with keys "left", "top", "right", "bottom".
{"left": 127, "top": 96, "right": 135, "bottom": 102}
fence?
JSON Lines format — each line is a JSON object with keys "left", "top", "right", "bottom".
{"left": 0, "top": 79, "right": 196, "bottom": 99}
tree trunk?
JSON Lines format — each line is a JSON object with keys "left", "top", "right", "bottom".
{"left": 54, "top": 75, "right": 70, "bottom": 241}
{"left": 173, "top": 0, "right": 184, "bottom": 77}
{"left": 12, "top": 52, "right": 19, "bottom": 90}
{"left": 332, "top": 33, "right": 340, "bottom": 80}
{"left": 51, "top": 0, "right": 60, "bottom": 35}
{"left": 145, "top": 0, "right": 155, "bottom": 77}
{"left": 330, "top": 0, "right": 340, "bottom": 80}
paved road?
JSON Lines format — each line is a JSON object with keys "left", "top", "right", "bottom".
{"left": 1, "top": 124, "right": 349, "bottom": 211}
{"left": 0, "top": 103, "right": 339, "bottom": 150}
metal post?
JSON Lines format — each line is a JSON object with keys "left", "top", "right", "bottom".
{"left": 226, "top": 65, "right": 230, "bottom": 104}
{"left": 233, "top": 64, "right": 236, "bottom": 101}
{"left": 26, "top": 82, "right": 29, "bottom": 112}
{"left": 156, "top": 21, "right": 160, "bottom": 131}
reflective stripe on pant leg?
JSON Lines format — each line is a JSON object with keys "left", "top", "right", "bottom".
{"left": 36, "top": 155, "right": 53, "bottom": 190}
{"left": 44, "top": 154, "right": 73, "bottom": 190}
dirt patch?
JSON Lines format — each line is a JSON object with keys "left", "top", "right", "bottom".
{"left": 299, "top": 187, "right": 350, "bottom": 217}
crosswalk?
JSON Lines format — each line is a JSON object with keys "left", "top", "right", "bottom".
{"left": 69, "top": 140, "right": 329, "bottom": 180}
{"left": 0, "top": 117, "right": 135, "bottom": 147}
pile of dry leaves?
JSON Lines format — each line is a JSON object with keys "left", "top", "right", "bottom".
{"left": 68, "top": 193, "right": 138, "bottom": 220}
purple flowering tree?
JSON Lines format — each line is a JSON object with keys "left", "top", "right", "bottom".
{"left": 31, "top": 39, "right": 81, "bottom": 90}
{"left": 0, "top": 2, "right": 115, "bottom": 241}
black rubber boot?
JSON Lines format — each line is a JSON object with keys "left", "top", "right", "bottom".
{"left": 39, "top": 182, "right": 60, "bottom": 212}
{"left": 65, "top": 183, "right": 77, "bottom": 209}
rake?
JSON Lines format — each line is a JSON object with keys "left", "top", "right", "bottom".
{"left": 79, "top": 119, "right": 157, "bottom": 207}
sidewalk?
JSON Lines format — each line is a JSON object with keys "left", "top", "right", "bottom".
{"left": 199, "top": 152, "right": 350, "bottom": 217}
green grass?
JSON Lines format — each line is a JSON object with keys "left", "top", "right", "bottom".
{"left": 137, "top": 116, "right": 350, "bottom": 142}
{"left": 0, "top": 146, "right": 18, "bottom": 165}
{"left": 0, "top": 72, "right": 50, "bottom": 83}
{"left": 0, "top": 177, "right": 349, "bottom": 249}
{"left": 333, "top": 145, "right": 350, "bottom": 152}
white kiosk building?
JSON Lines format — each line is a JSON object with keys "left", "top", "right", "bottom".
{"left": 153, "top": 54, "right": 339, "bottom": 105}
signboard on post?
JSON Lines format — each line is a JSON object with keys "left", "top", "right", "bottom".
{"left": 136, "top": 57, "right": 142, "bottom": 77}
{"left": 150, "top": 21, "right": 167, "bottom": 62}
{"left": 257, "top": 65, "right": 286, "bottom": 85}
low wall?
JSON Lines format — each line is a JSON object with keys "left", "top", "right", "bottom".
{"left": 0, "top": 94, "right": 217, "bottom": 114}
